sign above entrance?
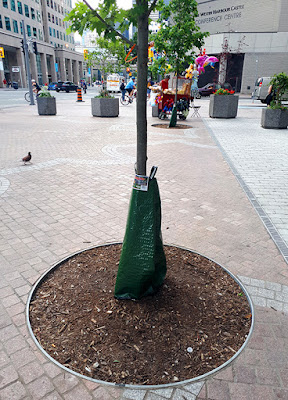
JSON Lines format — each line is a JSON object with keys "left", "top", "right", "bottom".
{"left": 12, "top": 67, "right": 20, "bottom": 72}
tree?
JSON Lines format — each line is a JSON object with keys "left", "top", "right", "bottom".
{"left": 65, "top": 0, "right": 208, "bottom": 299}
{"left": 88, "top": 37, "right": 129, "bottom": 88}
{"left": 151, "top": 0, "right": 209, "bottom": 126}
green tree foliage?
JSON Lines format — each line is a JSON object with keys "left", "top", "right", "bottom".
{"left": 88, "top": 37, "right": 130, "bottom": 85}
{"left": 152, "top": 0, "right": 209, "bottom": 78}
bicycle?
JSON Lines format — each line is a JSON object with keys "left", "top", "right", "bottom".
{"left": 120, "top": 90, "right": 137, "bottom": 106}
{"left": 24, "top": 91, "right": 37, "bottom": 103}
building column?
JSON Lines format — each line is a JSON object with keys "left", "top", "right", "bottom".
{"left": 0, "top": 60, "right": 5, "bottom": 88}
{"left": 67, "top": 58, "right": 73, "bottom": 81}
{"left": 50, "top": 54, "right": 57, "bottom": 81}
{"left": 79, "top": 62, "right": 83, "bottom": 80}
{"left": 41, "top": 53, "right": 49, "bottom": 85}
{"left": 73, "top": 60, "right": 79, "bottom": 84}
{"left": 59, "top": 56, "right": 66, "bottom": 81}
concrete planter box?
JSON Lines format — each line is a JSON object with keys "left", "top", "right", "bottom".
{"left": 261, "top": 108, "right": 288, "bottom": 129}
{"left": 91, "top": 97, "right": 119, "bottom": 117}
{"left": 209, "top": 94, "right": 239, "bottom": 118}
{"left": 37, "top": 97, "right": 56, "bottom": 115}
{"left": 152, "top": 105, "right": 159, "bottom": 117}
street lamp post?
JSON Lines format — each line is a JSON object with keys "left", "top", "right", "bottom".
{"left": 22, "top": 20, "right": 35, "bottom": 105}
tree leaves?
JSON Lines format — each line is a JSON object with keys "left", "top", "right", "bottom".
{"left": 152, "top": 0, "right": 209, "bottom": 77}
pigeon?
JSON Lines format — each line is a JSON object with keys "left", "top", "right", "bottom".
{"left": 22, "top": 152, "right": 32, "bottom": 165}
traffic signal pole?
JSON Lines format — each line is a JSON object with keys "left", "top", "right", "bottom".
{"left": 22, "top": 20, "right": 35, "bottom": 105}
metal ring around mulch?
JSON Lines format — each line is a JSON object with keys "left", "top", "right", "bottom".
{"left": 26, "top": 242, "right": 254, "bottom": 390}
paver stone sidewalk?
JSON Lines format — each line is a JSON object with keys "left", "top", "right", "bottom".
{"left": 0, "top": 97, "right": 287, "bottom": 399}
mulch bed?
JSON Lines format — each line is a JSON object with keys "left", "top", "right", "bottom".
{"left": 29, "top": 244, "right": 252, "bottom": 386}
{"left": 151, "top": 123, "right": 193, "bottom": 129}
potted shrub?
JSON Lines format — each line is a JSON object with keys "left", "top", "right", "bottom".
{"left": 209, "top": 88, "right": 239, "bottom": 118}
{"left": 91, "top": 89, "right": 119, "bottom": 117}
{"left": 261, "top": 72, "right": 288, "bottom": 129}
{"left": 37, "top": 86, "right": 56, "bottom": 115}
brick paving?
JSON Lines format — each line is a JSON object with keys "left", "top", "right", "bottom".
{"left": 0, "top": 92, "right": 288, "bottom": 399}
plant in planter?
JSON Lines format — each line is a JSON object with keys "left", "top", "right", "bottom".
{"left": 91, "top": 89, "right": 119, "bottom": 117}
{"left": 261, "top": 72, "right": 288, "bottom": 129}
{"left": 209, "top": 87, "right": 239, "bottom": 119}
{"left": 37, "top": 86, "right": 57, "bottom": 116}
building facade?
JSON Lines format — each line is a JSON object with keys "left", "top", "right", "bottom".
{"left": 196, "top": 0, "right": 288, "bottom": 94}
{"left": 0, "top": 0, "right": 84, "bottom": 87}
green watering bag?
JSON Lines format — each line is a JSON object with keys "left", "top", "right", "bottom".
{"left": 114, "top": 177, "right": 167, "bottom": 300}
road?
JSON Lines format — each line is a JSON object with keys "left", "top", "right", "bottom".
{"left": 0, "top": 86, "right": 104, "bottom": 109}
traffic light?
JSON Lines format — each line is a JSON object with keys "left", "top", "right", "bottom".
{"left": 32, "top": 41, "right": 38, "bottom": 55}
{"left": 21, "top": 40, "right": 25, "bottom": 54}
{"left": 83, "top": 49, "right": 88, "bottom": 60}
{"left": 126, "top": 67, "right": 130, "bottom": 73}
{"left": 0, "top": 47, "right": 4, "bottom": 58}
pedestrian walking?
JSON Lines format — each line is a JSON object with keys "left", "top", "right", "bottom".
{"left": 120, "top": 78, "right": 126, "bottom": 101}
{"left": 83, "top": 81, "right": 87, "bottom": 94}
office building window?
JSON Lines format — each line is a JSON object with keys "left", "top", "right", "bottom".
{"left": 31, "top": 7, "right": 35, "bottom": 19}
{"left": 48, "top": 12, "right": 50, "bottom": 21}
{"left": 61, "top": 6, "right": 63, "bottom": 13}
{"left": 5, "top": 16, "right": 11, "bottom": 30}
{"left": 49, "top": 26, "right": 52, "bottom": 36}
{"left": 60, "top": 31, "right": 62, "bottom": 39}
{"left": 20, "top": 20, "right": 23, "bottom": 33}
{"left": 52, "top": 14, "right": 54, "bottom": 23}
{"left": 27, "top": 24, "right": 31, "bottom": 36}
{"left": 17, "top": 1, "right": 22, "bottom": 14}
{"left": 56, "top": 16, "right": 58, "bottom": 25}
{"left": 57, "top": 4, "right": 60, "bottom": 12}
{"left": 38, "top": 28, "right": 43, "bottom": 39}
{"left": 46, "top": 0, "right": 49, "bottom": 5}
{"left": 56, "top": 30, "right": 59, "bottom": 38}
{"left": 24, "top": 4, "right": 29, "bottom": 17}
{"left": 3, "top": 0, "right": 8, "bottom": 8}
{"left": 36, "top": 10, "right": 41, "bottom": 21}
{"left": 50, "top": 0, "right": 53, "bottom": 8}
{"left": 10, "top": 0, "right": 16, "bottom": 11}
{"left": 54, "top": 2, "right": 56, "bottom": 10}
{"left": 12, "top": 19, "right": 18, "bottom": 32}
{"left": 33, "top": 27, "right": 37, "bottom": 37}
{"left": 53, "top": 28, "right": 55, "bottom": 37}
{"left": 0, "top": 15, "right": 2, "bottom": 28}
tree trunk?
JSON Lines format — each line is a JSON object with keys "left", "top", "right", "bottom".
{"left": 136, "top": 0, "right": 149, "bottom": 176}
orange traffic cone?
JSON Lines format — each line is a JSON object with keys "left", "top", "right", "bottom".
{"left": 76, "top": 87, "right": 84, "bottom": 102}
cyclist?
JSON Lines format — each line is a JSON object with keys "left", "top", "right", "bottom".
{"left": 125, "top": 77, "right": 136, "bottom": 102}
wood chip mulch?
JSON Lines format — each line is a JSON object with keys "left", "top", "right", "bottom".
{"left": 29, "top": 244, "right": 252, "bottom": 386}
